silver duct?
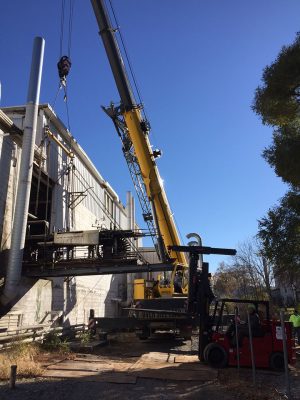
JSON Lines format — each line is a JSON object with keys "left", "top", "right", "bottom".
{"left": 3, "top": 37, "right": 45, "bottom": 302}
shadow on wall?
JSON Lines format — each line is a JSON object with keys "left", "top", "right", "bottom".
{"left": 0, "top": 250, "right": 9, "bottom": 278}
{"left": 104, "top": 274, "right": 127, "bottom": 318}
{"left": 50, "top": 277, "right": 77, "bottom": 327}
{"left": 0, "top": 277, "right": 38, "bottom": 318}
{"left": 64, "top": 277, "right": 77, "bottom": 326}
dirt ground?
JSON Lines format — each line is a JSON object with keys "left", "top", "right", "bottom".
{"left": 0, "top": 333, "right": 299, "bottom": 400}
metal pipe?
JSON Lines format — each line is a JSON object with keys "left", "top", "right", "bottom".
{"left": 247, "top": 311, "right": 256, "bottom": 386}
{"left": 234, "top": 307, "right": 240, "bottom": 373}
{"left": 3, "top": 37, "right": 45, "bottom": 302}
{"left": 46, "top": 127, "right": 74, "bottom": 158}
{"left": 280, "top": 311, "right": 292, "bottom": 399}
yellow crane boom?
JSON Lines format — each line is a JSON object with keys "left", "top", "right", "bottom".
{"left": 91, "top": 0, "right": 187, "bottom": 295}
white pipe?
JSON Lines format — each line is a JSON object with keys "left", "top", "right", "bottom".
{"left": 3, "top": 37, "right": 45, "bottom": 302}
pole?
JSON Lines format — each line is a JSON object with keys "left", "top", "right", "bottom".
{"left": 280, "top": 311, "right": 292, "bottom": 399}
{"left": 9, "top": 365, "right": 17, "bottom": 389}
{"left": 234, "top": 307, "right": 240, "bottom": 373}
{"left": 247, "top": 311, "right": 256, "bottom": 386}
{"left": 3, "top": 37, "right": 45, "bottom": 302}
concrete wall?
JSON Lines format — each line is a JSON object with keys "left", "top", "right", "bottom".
{"left": 0, "top": 105, "right": 135, "bottom": 328}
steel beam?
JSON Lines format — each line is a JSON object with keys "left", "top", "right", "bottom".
{"left": 23, "top": 262, "right": 174, "bottom": 278}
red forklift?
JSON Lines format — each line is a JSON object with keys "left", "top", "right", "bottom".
{"left": 204, "top": 298, "right": 296, "bottom": 370}
{"left": 170, "top": 244, "right": 296, "bottom": 370}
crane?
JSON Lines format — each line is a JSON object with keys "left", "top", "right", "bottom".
{"left": 91, "top": 0, "right": 188, "bottom": 297}
{"left": 88, "top": 1, "right": 240, "bottom": 343}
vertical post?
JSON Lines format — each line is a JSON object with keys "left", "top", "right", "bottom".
{"left": 247, "top": 311, "right": 256, "bottom": 386}
{"left": 234, "top": 307, "right": 240, "bottom": 373}
{"left": 280, "top": 311, "right": 291, "bottom": 399}
{"left": 88, "top": 309, "right": 96, "bottom": 336}
{"left": 198, "top": 262, "right": 211, "bottom": 360}
{"left": 187, "top": 251, "right": 199, "bottom": 314}
{"left": 9, "top": 365, "right": 17, "bottom": 389}
{"left": 3, "top": 37, "right": 45, "bottom": 302}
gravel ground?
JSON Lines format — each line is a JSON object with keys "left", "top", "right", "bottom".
{"left": 0, "top": 377, "right": 234, "bottom": 400}
{"left": 0, "top": 333, "right": 299, "bottom": 400}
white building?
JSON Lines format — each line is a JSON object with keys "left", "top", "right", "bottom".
{"left": 0, "top": 104, "right": 137, "bottom": 329}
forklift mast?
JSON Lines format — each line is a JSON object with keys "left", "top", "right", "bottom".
{"left": 170, "top": 245, "right": 236, "bottom": 359}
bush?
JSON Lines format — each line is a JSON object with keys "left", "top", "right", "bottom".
{"left": 78, "top": 331, "right": 91, "bottom": 345}
{"left": 42, "top": 330, "right": 70, "bottom": 353}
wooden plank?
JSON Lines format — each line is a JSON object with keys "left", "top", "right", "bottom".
{"left": 42, "top": 369, "right": 136, "bottom": 384}
{"left": 139, "top": 352, "right": 169, "bottom": 362}
{"left": 174, "top": 355, "right": 199, "bottom": 363}
{"left": 46, "top": 361, "right": 113, "bottom": 372}
{"left": 47, "top": 360, "right": 134, "bottom": 372}
{"left": 43, "top": 369, "right": 100, "bottom": 378}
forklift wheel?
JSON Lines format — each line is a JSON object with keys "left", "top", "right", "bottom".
{"left": 269, "top": 352, "right": 284, "bottom": 371}
{"left": 204, "top": 343, "right": 228, "bottom": 368}
{"left": 203, "top": 344, "right": 210, "bottom": 362}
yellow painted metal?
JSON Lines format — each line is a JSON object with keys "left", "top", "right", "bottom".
{"left": 134, "top": 278, "right": 146, "bottom": 300}
{"left": 45, "top": 128, "right": 74, "bottom": 159}
{"left": 124, "top": 108, "right": 187, "bottom": 270}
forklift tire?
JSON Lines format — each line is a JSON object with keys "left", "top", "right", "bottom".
{"left": 204, "top": 343, "right": 228, "bottom": 368}
{"left": 269, "top": 352, "right": 284, "bottom": 371}
{"left": 203, "top": 344, "right": 210, "bottom": 362}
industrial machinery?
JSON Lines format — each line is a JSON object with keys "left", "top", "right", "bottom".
{"left": 203, "top": 298, "right": 296, "bottom": 370}
{"left": 91, "top": 0, "right": 188, "bottom": 300}
{"left": 88, "top": 0, "right": 240, "bottom": 339}
{"left": 172, "top": 245, "right": 296, "bottom": 370}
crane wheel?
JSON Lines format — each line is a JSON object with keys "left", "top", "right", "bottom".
{"left": 269, "top": 352, "right": 284, "bottom": 371}
{"left": 204, "top": 343, "right": 228, "bottom": 368}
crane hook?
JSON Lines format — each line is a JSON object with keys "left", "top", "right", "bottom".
{"left": 57, "top": 55, "right": 72, "bottom": 85}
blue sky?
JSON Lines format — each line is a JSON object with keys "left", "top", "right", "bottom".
{"left": 1, "top": 1, "right": 299, "bottom": 271}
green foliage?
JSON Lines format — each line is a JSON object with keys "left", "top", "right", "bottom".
{"left": 42, "top": 330, "right": 70, "bottom": 353}
{"left": 253, "top": 33, "right": 300, "bottom": 127}
{"left": 253, "top": 32, "right": 300, "bottom": 187}
{"left": 258, "top": 190, "right": 300, "bottom": 281}
{"left": 78, "top": 331, "right": 91, "bottom": 344}
{"left": 263, "top": 126, "right": 300, "bottom": 187}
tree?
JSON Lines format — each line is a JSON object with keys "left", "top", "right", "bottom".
{"left": 258, "top": 190, "right": 300, "bottom": 284}
{"left": 233, "top": 239, "right": 274, "bottom": 301}
{"left": 213, "top": 239, "right": 273, "bottom": 301}
{"left": 252, "top": 32, "right": 300, "bottom": 287}
{"left": 262, "top": 126, "right": 300, "bottom": 187}
{"left": 213, "top": 262, "right": 245, "bottom": 299}
{"left": 253, "top": 33, "right": 300, "bottom": 127}
{"left": 253, "top": 33, "right": 300, "bottom": 187}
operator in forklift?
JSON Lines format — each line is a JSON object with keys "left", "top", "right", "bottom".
{"left": 226, "top": 303, "right": 262, "bottom": 346}
{"left": 237, "top": 304, "right": 262, "bottom": 344}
